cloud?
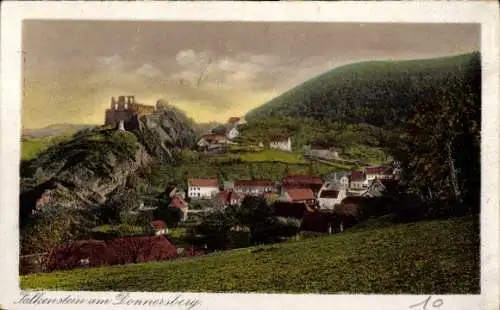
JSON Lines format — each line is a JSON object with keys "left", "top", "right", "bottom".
{"left": 23, "top": 50, "right": 337, "bottom": 128}
{"left": 136, "top": 64, "right": 163, "bottom": 78}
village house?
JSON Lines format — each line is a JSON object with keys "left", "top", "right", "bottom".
{"left": 166, "top": 186, "right": 186, "bottom": 199}
{"left": 227, "top": 116, "right": 247, "bottom": 127}
{"left": 281, "top": 174, "right": 324, "bottom": 196}
{"left": 187, "top": 178, "right": 219, "bottom": 200}
{"left": 197, "top": 134, "right": 230, "bottom": 153}
{"left": 269, "top": 136, "right": 292, "bottom": 152}
{"left": 317, "top": 182, "right": 347, "bottom": 211}
{"left": 362, "top": 179, "right": 400, "bottom": 198}
{"left": 390, "top": 161, "right": 403, "bottom": 180}
{"left": 230, "top": 179, "right": 275, "bottom": 195}
{"left": 280, "top": 187, "right": 317, "bottom": 206}
{"left": 324, "top": 171, "right": 350, "bottom": 189}
{"left": 226, "top": 127, "right": 240, "bottom": 140}
{"left": 216, "top": 190, "right": 245, "bottom": 207}
{"left": 303, "top": 144, "right": 340, "bottom": 160}
{"left": 365, "top": 166, "right": 394, "bottom": 185}
{"left": 349, "top": 170, "right": 367, "bottom": 189}
{"left": 151, "top": 220, "right": 168, "bottom": 235}
{"left": 169, "top": 195, "right": 189, "bottom": 222}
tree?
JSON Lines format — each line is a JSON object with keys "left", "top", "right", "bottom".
{"left": 20, "top": 207, "right": 92, "bottom": 255}
{"left": 390, "top": 53, "right": 481, "bottom": 215}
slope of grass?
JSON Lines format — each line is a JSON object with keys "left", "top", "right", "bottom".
{"left": 239, "top": 149, "right": 306, "bottom": 164}
{"left": 21, "top": 216, "right": 479, "bottom": 294}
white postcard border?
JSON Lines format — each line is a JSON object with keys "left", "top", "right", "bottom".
{"left": 1, "top": 2, "right": 499, "bottom": 310}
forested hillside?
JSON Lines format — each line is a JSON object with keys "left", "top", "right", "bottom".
{"left": 247, "top": 52, "right": 480, "bottom": 130}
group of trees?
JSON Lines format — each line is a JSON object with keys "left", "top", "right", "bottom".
{"left": 386, "top": 53, "right": 481, "bottom": 216}
{"left": 187, "top": 196, "right": 303, "bottom": 251}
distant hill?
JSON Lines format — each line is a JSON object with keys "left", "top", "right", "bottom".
{"left": 247, "top": 52, "right": 481, "bottom": 129}
{"left": 23, "top": 123, "right": 98, "bottom": 138}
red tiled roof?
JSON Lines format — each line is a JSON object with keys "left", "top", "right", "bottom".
{"left": 234, "top": 179, "right": 273, "bottom": 187}
{"left": 151, "top": 220, "right": 167, "bottom": 230}
{"left": 282, "top": 175, "right": 323, "bottom": 186}
{"left": 217, "top": 190, "right": 231, "bottom": 203}
{"left": 188, "top": 178, "right": 218, "bottom": 187}
{"left": 46, "top": 240, "right": 115, "bottom": 272}
{"left": 350, "top": 171, "right": 365, "bottom": 182}
{"left": 201, "top": 134, "right": 226, "bottom": 142}
{"left": 285, "top": 188, "right": 315, "bottom": 201}
{"left": 228, "top": 117, "right": 241, "bottom": 124}
{"left": 105, "top": 235, "right": 177, "bottom": 265}
{"left": 365, "top": 167, "right": 391, "bottom": 175}
{"left": 218, "top": 191, "right": 245, "bottom": 204}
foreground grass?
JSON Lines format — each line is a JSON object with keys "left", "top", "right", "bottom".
{"left": 21, "top": 216, "right": 479, "bottom": 293}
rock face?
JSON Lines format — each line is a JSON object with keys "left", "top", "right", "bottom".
{"left": 20, "top": 107, "right": 197, "bottom": 225}
{"left": 137, "top": 104, "right": 197, "bottom": 160}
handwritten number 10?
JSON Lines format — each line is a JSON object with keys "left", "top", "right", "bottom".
{"left": 409, "top": 296, "right": 444, "bottom": 310}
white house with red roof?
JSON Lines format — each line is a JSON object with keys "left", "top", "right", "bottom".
{"left": 281, "top": 174, "right": 324, "bottom": 195}
{"left": 280, "top": 187, "right": 316, "bottom": 206}
{"left": 349, "top": 170, "right": 366, "bottom": 189}
{"left": 364, "top": 166, "right": 393, "bottom": 185}
{"left": 187, "top": 178, "right": 219, "bottom": 199}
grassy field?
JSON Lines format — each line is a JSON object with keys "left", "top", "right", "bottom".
{"left": 21, "top": 216, "right": 479, "bottom": 294}
{"left": 239, "top": 149, "right": 306, "bottom": 164}
{"left": 21, "top": 135, "right": 69, "bottom": 160}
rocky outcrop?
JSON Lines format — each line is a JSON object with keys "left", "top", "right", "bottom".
{"left": 137, "top": 101, "right": 197, "bottom": 159}
{"left": 20, "top": 107, "right": 197, "bottom": 225}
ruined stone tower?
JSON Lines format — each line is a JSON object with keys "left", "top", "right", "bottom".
{"left": 104, "top": 96, "right": 156, "bottom": 131}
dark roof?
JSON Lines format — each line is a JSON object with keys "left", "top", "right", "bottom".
{"left": 234, "top": 179, "right": 274, "bottom": 187}
{"left": 350, "top": 171, "right": 365, "bottom": 182}
{"left": 273, "top": 201, "right": 310, "bottom": 219}
{"left": 379, "top": 179, "right": 400, "bottom": 192}
{"left": 319, "top": 190, "right": 340, "bottom": 199}
{"left": 106, "top": 235, "right": 177, "bottom": 265}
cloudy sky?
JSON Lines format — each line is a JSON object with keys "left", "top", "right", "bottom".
{"left": 22, "top": 21, "right": 479, "bottom": 129}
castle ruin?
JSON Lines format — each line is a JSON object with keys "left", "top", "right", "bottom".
{"left": 104, "top": 96, "right": 158, "bottom": 131}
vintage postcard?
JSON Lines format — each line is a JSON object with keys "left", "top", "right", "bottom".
{"left": 1, "top": 2, "right": 499, "bottom": 310}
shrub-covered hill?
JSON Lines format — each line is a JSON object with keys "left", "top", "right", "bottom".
{"left": 246, "top": 52, "right": 481, "bottom": 129}
{"left": 21, "top": 216, "right": 479, "bottom": 294}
